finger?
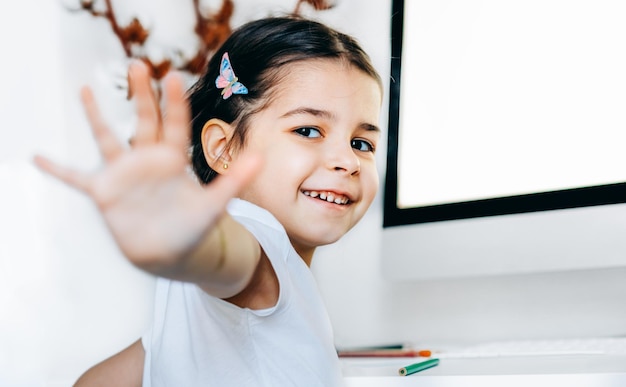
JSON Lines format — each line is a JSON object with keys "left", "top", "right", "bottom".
{"left": 206, "top": 152, "right": 264, "bottom": 208}
{"left": 33, "top": 155, "right": 92, "bottom": 193}
{"left": 129, "top": 61, "right": 161, "bottom": 146}
{"left": 80, "top": 86, "right": 125, "bottom": 162}
{"left": 162, "top": 72, "right": 191, "bottom": 153}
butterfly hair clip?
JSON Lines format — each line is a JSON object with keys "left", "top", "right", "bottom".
{"left": 215, "top": 52, "right": 248, "bottom": 100}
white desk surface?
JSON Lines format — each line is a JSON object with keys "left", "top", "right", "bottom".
{"left": 344, "top": 373, "right": 626, "bottom": 387}
{"left": 342, "top": 354, "right": 626, "bottom": 386}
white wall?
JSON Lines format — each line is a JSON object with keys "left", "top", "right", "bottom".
{"left": 3, "top": 0, "right": 626, "bottom": 386}
{"left": 1, "top": 3, "right": 157, "bottom": 385}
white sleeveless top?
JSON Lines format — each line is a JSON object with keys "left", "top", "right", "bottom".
{"left": 141, "top": 199, "right": 343, "bottom": 386}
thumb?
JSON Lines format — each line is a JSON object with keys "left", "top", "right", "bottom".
{"left": 205, "top": 152, "right": 263, "bottom": 207}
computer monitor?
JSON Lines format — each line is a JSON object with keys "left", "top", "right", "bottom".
{"left": 382, "top": 0, "right": 626, "bottom": 280}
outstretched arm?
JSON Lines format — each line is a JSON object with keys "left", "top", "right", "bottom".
{"left": 35, "top": 62, "right": 262, "bottom": 299}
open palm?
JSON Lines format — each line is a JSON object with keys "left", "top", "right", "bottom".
{"left": 35, "top": 62, "right": 259, "bottom": 266}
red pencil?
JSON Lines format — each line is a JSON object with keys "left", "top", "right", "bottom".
{"left": 338, "top": 349, "right": 432, "bottom": 358}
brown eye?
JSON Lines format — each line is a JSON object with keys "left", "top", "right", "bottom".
{"left": 351, "top": 139, "right": 374, "bottom": 152}
{"left": 294, "top": 127, "right": 322, "bottom": 138}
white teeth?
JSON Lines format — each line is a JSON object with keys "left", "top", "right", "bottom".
{"left": 303, "top": 190, "right": 349, "bottom": 205}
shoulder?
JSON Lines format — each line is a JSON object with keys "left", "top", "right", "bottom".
{"left": 227, "top": 199, "right": 291, "bottom": 262}
{"left": 227, "top": 198, "right": 284, "bottom": 232}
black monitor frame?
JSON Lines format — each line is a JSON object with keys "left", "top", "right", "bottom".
{"left": 383, "top": 0, "right": 626, "bottom": 228}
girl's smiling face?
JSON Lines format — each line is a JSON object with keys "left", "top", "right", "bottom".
{"left": 234, "top": 59, "right": 382, "bottom": 263}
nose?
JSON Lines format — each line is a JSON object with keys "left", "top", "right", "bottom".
{"left": 327, "top": 141, "right": 360, "bottom": 176}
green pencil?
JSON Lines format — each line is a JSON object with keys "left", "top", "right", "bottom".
{"left": 398, "top": 358, "right": 440, "bottom": 376}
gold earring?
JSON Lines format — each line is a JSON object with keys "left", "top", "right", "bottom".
{"left": 223, "top": 163, "right": 229, "bottom": 170}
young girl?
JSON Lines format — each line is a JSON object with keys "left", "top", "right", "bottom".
{"left": 35, "top": 16, "right": 383, "bottom": 386}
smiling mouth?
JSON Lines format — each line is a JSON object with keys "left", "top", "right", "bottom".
{"left": 302, "top": 190, "right": 351, "bottom": 205}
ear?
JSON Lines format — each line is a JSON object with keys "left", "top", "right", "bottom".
{"left": 201, "top": 118, "right": 235, "bottom": 173}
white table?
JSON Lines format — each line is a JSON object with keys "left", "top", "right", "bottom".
{"left": 342, "top": 354, "right": 626, "bottom": 386}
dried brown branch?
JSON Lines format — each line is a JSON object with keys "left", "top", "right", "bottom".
{"left": 294, "top": 0, "right": 336, "bottom": 14}
{"left": 182, "top": 0, "right": 234, "bottom": 74}
{"left": 69, "top": 0, "right": 333, "bottom": 96}
{"left": 70, "top": 0, "right": 234, "bottom": 82}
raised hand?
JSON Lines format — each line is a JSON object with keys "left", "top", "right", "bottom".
{"left": 34, "top": 61, "right": 260, "bottom": 271}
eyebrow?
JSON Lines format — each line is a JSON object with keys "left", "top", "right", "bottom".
{"left": 281, "top": 107, "right": 334, "bottom": 120}
{"left": 281, "top": 107, "right": 381, "bottom": 134}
